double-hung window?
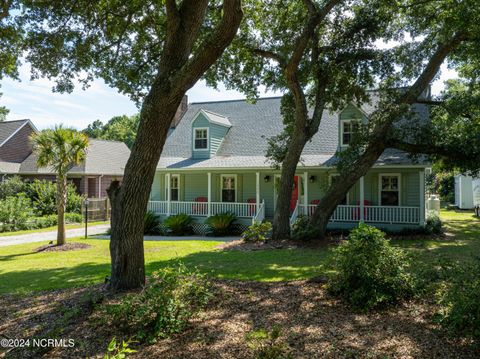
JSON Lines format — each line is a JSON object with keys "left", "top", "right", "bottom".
{"left": 341, "top": 120, "right": 359, "bottom": 146}
{"left": 194, "top": 128, "right": 208, "bottom": 150}
{"left": 221, "top": 175, "right": 236, "bottom": 203}
{"left": 380, "top": 174, "right": 400, "bottom": 206}
{"left": 165, "top": 174, "right": 179, "bottom": 201}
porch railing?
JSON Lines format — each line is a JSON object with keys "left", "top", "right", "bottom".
{"left": 148, "top": 200, "right": 258, "bottom": 218}
{"left": 289, "top": 200, "right": 300, "bottom": 227}
{"left": 252, "top": 200, "right": 266, "bottom": 224}
{"left": 299, "top": 204, "right": 420, "bottom": 224}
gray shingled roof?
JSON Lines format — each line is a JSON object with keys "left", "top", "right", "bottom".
{"left": 0, "top": 120, "right": 31, "bottom": 146}
{"left": 158, "top": 95, "right": 429, "bottom": 170}
{"left": 19, "top": 139, "right": 130, "bottom": 175}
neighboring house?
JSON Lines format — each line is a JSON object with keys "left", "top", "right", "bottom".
{"left": 0, "top": 119, "right": 130, "bottom": 198}
{"left": 455, "top": 175, "right": 480, "bottom": 209}
{"left": 148, "top": 94, "right": 430, "bottom": 232}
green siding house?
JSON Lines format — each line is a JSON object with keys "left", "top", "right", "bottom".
{"left": 149, "top": 95, "right": 429, "bottom": 232}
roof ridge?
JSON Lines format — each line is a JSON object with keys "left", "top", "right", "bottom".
{"left": 189, "top": 96, "right": 283, "bottom": 105}
{"left": 88, "top": 138, "right": 127, "bottom": 145}
{"left": 0, "top": 119, "right": 29, "bottom": 124}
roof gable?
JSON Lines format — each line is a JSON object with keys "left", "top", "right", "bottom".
{"left": 0, "top": 120, "right": 36, "bottom": 147}
{"left": 192, "top": 109, "right": 232, "bottom": 128}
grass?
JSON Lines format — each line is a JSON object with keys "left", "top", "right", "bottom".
{"left": 0, "top": 208, "right": 478, "bottom": 295}
{"left": 0, "top": 239, "right": 330, "bottom": 294}
{"left": 0, "top": 221, "right": 109, "bottom": 238}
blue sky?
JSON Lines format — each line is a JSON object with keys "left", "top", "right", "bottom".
{"left": 0, "top": 62, "right": 457, "bottom": 130}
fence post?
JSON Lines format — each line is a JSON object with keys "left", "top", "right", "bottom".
{"left": 105, "top": 197, "right": 110, "bottom": 221}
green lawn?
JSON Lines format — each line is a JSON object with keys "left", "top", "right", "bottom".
{"left": 0, "top": 238, "right": 331, "bottom": 294}
{"left": 0, "top": 221, "right": 109, "bottom": 238}
{"left": 0, "top": 208, "right": 478, "bottom": 295}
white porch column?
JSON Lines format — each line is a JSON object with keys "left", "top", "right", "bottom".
{"left": 359, "top": 176, "right": 365, "bottom": 222}
{"left": 256, "top": 172, "right": 260, "bottom": 210}
{"left": 419, "top": 170, "right": 425, "bottom": 225}
{"left": 303, "top": 172, "right": 309, "bottom": 214}
{"left": 207, "top": 172, "right": 212, "bottom": 216}
{"left": 166, "top": 173, "right": 171, "bottom": 216}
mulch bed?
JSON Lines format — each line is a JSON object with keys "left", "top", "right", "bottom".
{"left": 34, "top": 242, "right": 91, "bottom": 253}
{"left": 217, "top": 236, "right": 344, "bottom": 251}
{"left": 1, "top": 280, "right": 477, "bottom": 359}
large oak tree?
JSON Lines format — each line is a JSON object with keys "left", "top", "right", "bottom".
{"left": 210, "top": 0, "right": 479, "bottom": 239}
{"left": 22, "top": 0, "right": 243, "bottom": 289}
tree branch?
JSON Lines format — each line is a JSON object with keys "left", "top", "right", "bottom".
{"left": 173, "top": 0, "right": 243, "bottom": 93}
{"left": 250, "top": 48, "right": 285, "bottom": 67}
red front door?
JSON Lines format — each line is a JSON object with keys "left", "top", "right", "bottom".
{"left": 290, "top": 176, "right": 299, "bottom": 212}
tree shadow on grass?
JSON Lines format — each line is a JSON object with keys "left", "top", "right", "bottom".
{"left": 0, "top": 262, "right": 111, "bottom": 295}
{"left": 145, "top": 247, "right": 333, "bottom": 282}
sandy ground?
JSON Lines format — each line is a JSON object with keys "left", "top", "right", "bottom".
{"left": 0, "top": 280, "right": 477, "bottom": 359}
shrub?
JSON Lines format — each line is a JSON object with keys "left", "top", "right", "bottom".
{"left": 163, "top": 213, "right": 193, "bottom": 236}
{"left": 144, "top": 211, "right": 162, "bottom": 235}
{"left": 0, "top": 194, "right": 34, "bottom": 231}
{"left": 65, "top": 212, "right": 83, "bottom": 223}
{"left": 31, "top": 213, "right": 83, "bottom": 229}
{"left": 242, "top": 221, "right": 272, "bottom": 242}
{"left": 0, "top": 176, "right": 26, "bottom": 199}
{"left": 205, "top": 212, "right": 237, "bottom": 236}
{"left": 25, "top": 179, "right": 83, "bottom": 215}
{"left": 425, "top": 211, "right": 442, "bottom": 234}
{"left": 291, "top": 215, "right": 321, "bottom": 241}
{"left": 104, "top": 263, "right": 211, "bottom": 342}
{"left": 104, "top": 337, "right": 136, "bottom": 359}
{"left": 245, "top": 326, "right": 292, "bottom": 359}
{"left": 327, "top": 223, "right": 414, "bottom": 311}
{"left": 437, "top": 260, "right": 480, "bottom": 345}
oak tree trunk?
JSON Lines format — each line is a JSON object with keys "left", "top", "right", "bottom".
{"left": 310, "top": 143, "right": 386, "bottom": 238}
{"left": 272, "top": 133, "right": 307, "bottom": 240}
{"left": 56, "top": 175, "right": 67, "bottom": 246}
{"left": 107, "top": 87, "right": 183, "bottom": 290}
{"left": 106, "top": 0, "right": 243, "bottom": 291}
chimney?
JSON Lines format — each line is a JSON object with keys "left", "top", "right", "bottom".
{"left": 171, "top": 95, "right": 188, "bottom": 128}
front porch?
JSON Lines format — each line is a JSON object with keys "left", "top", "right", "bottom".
{"left": 149, "top": 168, "right": 427, "bottom": 231}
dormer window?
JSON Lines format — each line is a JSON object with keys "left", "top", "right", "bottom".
{"left": 341, "top": 120, "right": 359, "bottom": 146}
{"left": 194, "top": 128, "right": 208, "bottom": 150}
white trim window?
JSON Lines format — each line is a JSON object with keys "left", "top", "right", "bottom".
{"left": 221, "top": 174, "right": 237, "bottom": 203}
{"left": 193, "top": 128, "right": 208, "bottom": 150}
{"left": 330, "top": 174, "right": 348, "bottom": 205}
{"left": 379, "top": 174, "right": 401, "bottom": 206}
{"left": 340, "top": 120, "right": 359, "bottom": 146}
{"left": 165, "top": 174, "right": 180, "bottom": 201}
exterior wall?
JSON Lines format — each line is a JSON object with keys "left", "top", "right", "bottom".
{"left": 191, "top": 113, "right": 229, "bottom": 159}
{"left": 338, "top": 104, "right": 367, "bottom": 151}
{"left": 191, "top": 114, "right": 210, "bottom": 159}
{"left": 209, "top": 124, "right": 229, "bottom": 157}
{"left": 153, "top": 167, "right": 425, "bottom": 228}
{"left": 0, "top": 124, "right": 35, "bottom": 162}
{"left": 455, "top": 175, "right": 474, "bottom": 209}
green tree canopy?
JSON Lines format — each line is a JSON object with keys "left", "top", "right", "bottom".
{"left": 83, "top": 115, "right": 140, "bottom": 148}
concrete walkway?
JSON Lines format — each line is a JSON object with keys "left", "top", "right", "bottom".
{"left": 0, "top": 224, "right": 110, "bottom": 247}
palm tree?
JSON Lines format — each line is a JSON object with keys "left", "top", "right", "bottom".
{"left": 31, "top": 126, "right": 89, "bottom": 245}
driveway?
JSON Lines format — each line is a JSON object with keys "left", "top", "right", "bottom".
{"left": 0, "top": 224, "right": 110, "bottom": 247}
